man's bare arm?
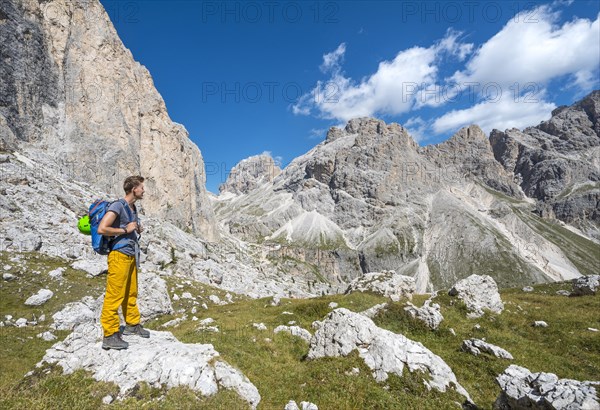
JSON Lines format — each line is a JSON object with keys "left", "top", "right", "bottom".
{"left": 98, "top": 211, "right": 138, "bottom": 236}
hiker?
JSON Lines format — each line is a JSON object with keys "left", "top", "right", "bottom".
{"left": 97, "top": 175, "right": 149, "bottom": 350}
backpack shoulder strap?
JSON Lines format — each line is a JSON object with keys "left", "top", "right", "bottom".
{"left": 117, "top": 198, "right": 134, "bottom": 222}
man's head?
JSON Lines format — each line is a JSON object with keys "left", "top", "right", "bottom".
{"left": 123, "top": 176, "right": 145, "bottom": 200}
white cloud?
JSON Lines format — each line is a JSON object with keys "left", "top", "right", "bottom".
{"left": 404, "top": 117, "right": 430, "bottom": 142}
{"left": 432, "top": 93, "right": 556, "bottom": 135}
{"left": 451, "top": 7, "right": 599, "bottom": 89}
{"left": 293, "top": 30, "right": 473, "bottom": 123}
{"left": 320, "top": 43, "right": 346, "bottom": 74}
{"left": 430, "top": 6, "right": 599, "bottom": 135}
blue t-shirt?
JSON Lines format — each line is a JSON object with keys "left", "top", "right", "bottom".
{"left": 107, "top": 200, "right": 139, "bottom": 257}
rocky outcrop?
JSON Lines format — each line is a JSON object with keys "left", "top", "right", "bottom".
{"left": 0, "top": 0, "right": 218, "bottom": 240}
{"left": 307, "top": 308, "right": 471, "bottom": 402}
{"left": 346, "top": 271, "right": 415, "bottom": 301}
{"left": 490, "top": 91, "right": 600, "bottom": 239}
{"left": 493, "top": 365, "right": 599, "bottom": 409}
{"left": 404, "top": 299, "right": 443, "bottom": 330}
{"left": 462, "top": 339, "right": 513, "bottom": 360}
{"left": 273, "top": 325, "right": 312, "bottom": 343}
{"left": 219, "top": 154, "right": 282, "bottom": 195}
{"left": 572, "top": 275, "right": 599, "bottom": 296}
{"left": 42, "top": 322, "right": 261, "bottom": 408}
{"left": 449, "top": 275, "right": 504, "bottom": 318}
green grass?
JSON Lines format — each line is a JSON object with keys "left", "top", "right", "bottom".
{"left": 1, "top": 251, "right": 599, "bottom": 409}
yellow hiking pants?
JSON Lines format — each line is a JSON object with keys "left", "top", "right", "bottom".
{"left": 100, "top": 251, "right": 141, "bottom": 337}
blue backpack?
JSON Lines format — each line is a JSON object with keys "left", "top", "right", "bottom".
{"left": 88, "top": 198, "right": 135, "bottom": 255}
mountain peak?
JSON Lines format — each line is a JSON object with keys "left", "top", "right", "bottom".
{"left": 219, "top": 153, "right": 282, "bottom": 195}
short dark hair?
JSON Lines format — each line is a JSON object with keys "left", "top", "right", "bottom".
{"left": 123, "top": 176, "right": 145, "bottom": 194}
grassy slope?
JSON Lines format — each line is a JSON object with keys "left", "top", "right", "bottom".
{"left": 0, "top": 251, "right": 599, "bottom": 409}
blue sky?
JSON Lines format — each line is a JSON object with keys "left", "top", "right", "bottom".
{"left": 99, "top": 0, "right": 600, "bottom": 193}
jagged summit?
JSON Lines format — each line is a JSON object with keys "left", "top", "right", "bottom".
{"left": 219, "top": 153, "right": 282, "bottom": 196}
{"left": 490, "top": 90, "right": 599, "bottom": 238}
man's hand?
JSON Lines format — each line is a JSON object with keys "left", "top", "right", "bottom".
{"left": 126, "top": 221, "right": 138, "bottom": 233}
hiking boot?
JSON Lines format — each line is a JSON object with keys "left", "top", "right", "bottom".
{"left": 102, "top": 333, "right": 129, "bottom": 350}
{"left": 122, "top": 323, "right": 150, "bottom": 338}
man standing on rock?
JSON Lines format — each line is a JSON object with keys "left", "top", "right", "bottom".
{"left": 98, "top": 175, "right": 149, "bottom": 350}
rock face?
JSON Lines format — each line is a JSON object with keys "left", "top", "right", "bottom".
{"left": 572, "top": 275, "right": 600, "bottom": 296}
{"left": 346, "top": 271, "right": 416, "bottom": 301}
{"left": 449, "top": 275, "right": 504, "bottom": 318}
{"left": 493, "top": 365, "right": 599, "bottom": 410}
{"left": 0, "top": 0, "right": 218, "bottom": 240}
{"left": 490, "top": 91, "right": 600, "bottom": 240}
{"left": 42, "top": 322, "right": 261, "bottom": 408}
{"left": 307, "top": 308, "right": 471, "bottom": 401}
{"left": 462, "top": 339, "right": 513, "bottom": 360}
{"left": 219, "top": 154, "right": 281, "bottom": 195}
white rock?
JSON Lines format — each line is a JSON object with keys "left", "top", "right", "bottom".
{"left": 572, "top": 275, "right": 600, "bottom": 296}
{"left": 328, "top": 302, "right": 338, "bottom": 309}
{"left": 200, "top": 326, "right": 219, "bottom": 333}
{"left": 5, "top": 315, "right": 12, "bottom": 321}
{"left": 173, "top": 293, "right": 180, "bottom": 301}
{"left": 449, "top": 328, "right": 456, "bottom": 336}
{"left": 462, "top": 339, "right": 513, "bottom": 360}
{"left": 494, "top": 365, "right": 599, "bottom": 410}
{"left": 556, "top": 289, "right": 571, "bottom": 296}
{"left": 285, "top": 400, "right": 300, "bottom": 410}
{"left": 138, "top": 272, "right": 174, "bottom": 320}
{"left": 587, "top": 328, "right": 598, "bottom": 332}
{"left": 359, "top": 303, "right": 388, "bottom": 319}
{"left": 25, "top": 289, "right": 54, "bottom": 306}
{"left": 48, "top": 267, "right": 66, "bottom": 280}
{"left": 346, "top": 270, "right": 415, "bottom": 301}
{"left": 3, "top": 273, "right": 16, "bottom": 281}
{"left": 281, "top": 311, "right": 294, "bottom": 315}
{"left": 41, "top": 323, "right": 260, "bottom": 408}
{"left": 199, "top": 318, "right": 215, "bottom": 326}
{"left": 181, "top": 292, "right": 194, "bottom": 300}
{"left": 522, "top": 286, "right": 534, "bottom": 292}
{"left": 191, "top": 307, "right": 198, "bottom": 314}
{"left": 3, "top": 264, "right": 11, "bottom": 270}
{"left": 214, "top": 361, "right": 261, "bottom": 409}
{"left": 102, "top": 395, "right": 113, "bottom": 405}
{"left": 284, "top": 400, "right": 318, "bottom": 410}
{"left": 51, "top": 296, "right": 98, "bottom": 331}
{"left": 533, "top": 321, "right": 548, "bottom": 328}
{"left": 404, "top": 300, "right": 444, "bottom": 330}
{"left": 202, "top": 303, "right": 208, "bottom": 310}
{"left": 209, "top": 295, "right": 223, "bottom": 305}
{"left": 270, "top": 295, "right": 281, "bottom": 306}
{"left": 274, "top": 325, "right": 312, "bottom": 343}
{"left": 37, "top": 331, "right": 58, "bottom": 341}
{"left": 288, "top": 321, "right": 296, "bottom": 325}
{"left": 15, "top": 318, "right": 28, "bottom": 327}
{"left": 70, "top": 259, "right": 107, "bottom": 277}
{"left": 345, "top": 367, "right": 360, "bottom": 376}
{"left": 253, "top": 323, "right": 267, "bottom": 331}
{"left": 39, "top": 314, "right": 45, "bottom": 322}
{"left": 162, "top": 317, "right": 185, "bottom": 328}
{"left": 448, "top": 275, "right": 504, "bottom": 318}
{"left": 307, "top": 308, "right": 471, "bottom": 401}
